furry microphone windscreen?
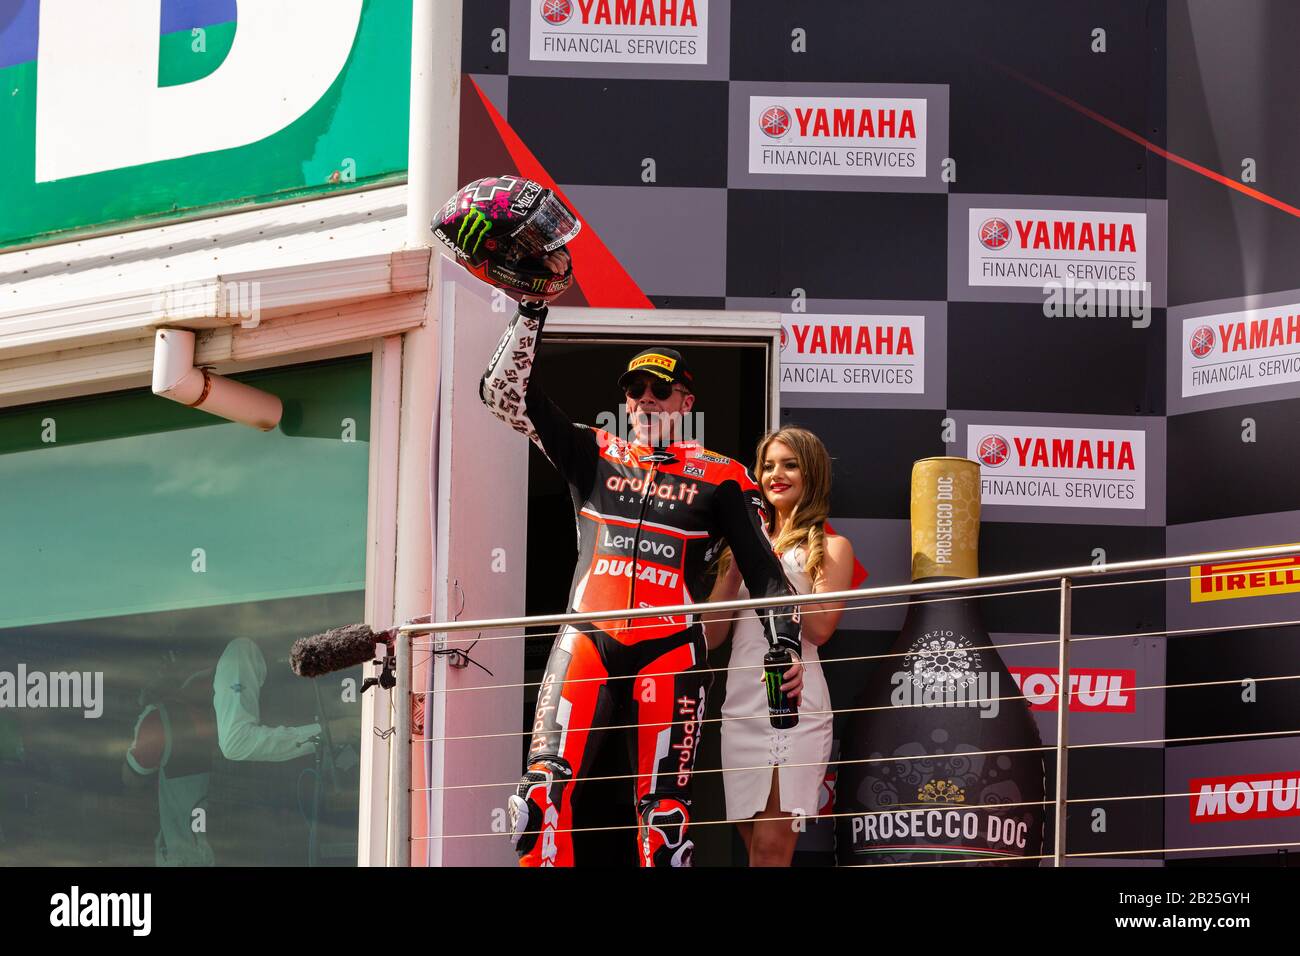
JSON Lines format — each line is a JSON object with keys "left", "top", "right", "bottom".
{"left": 290, "top": 623, "right": 381, "bottom": 678}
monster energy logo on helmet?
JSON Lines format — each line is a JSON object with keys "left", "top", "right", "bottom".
{"left": 457, "top": 209, "right": 492, "bottom": 257}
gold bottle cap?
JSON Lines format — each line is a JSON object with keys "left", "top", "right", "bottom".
{"left": 911, "top": 456, "right": 981, "bottom": 580}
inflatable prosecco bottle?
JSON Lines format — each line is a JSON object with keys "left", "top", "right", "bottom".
{"left": 835, "top": 457, "right": 1046, "bottom": 866}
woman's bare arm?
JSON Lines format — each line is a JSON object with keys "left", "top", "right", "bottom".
{"left": 798, "top": 535, "right": 855, "bottom": 646}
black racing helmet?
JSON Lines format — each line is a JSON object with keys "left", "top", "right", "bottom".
{"left": 431, "top": 175, "right": 581, "bottom": 301}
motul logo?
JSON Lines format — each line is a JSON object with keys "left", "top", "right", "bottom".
{"left": 794, "top": 107, "right": 917, "bottom": 139}
{"left": 1009, "top": 436, "right": 1136, "bottom": 471}
{"left": 1190, "top": 771, "right": 1300, "bottom": 822}
{"left": 787, "top": 323, "right": 915, "bottom": 356}
{"left": 574, "top": 0, "right": 699, "bottom": 26}
{"left": 1012, "top": 219, "right": 1137, "bottom": 253}
{"left": 1214, "top": 314, "right": 1300, "bottom": 353}
{"left": 1008, "top": 667, "right": 1135, "bottom": 713}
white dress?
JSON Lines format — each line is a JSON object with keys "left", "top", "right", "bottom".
{"left": 721, "top": 547, "right": 833, "bottom": 820}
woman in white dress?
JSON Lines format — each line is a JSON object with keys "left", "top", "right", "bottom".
{"left": 702, "top": 427, "right": 856, "bottom": 867}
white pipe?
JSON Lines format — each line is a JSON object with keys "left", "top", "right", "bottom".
{"left": 406, "top": 0, "right": 460, "bottom": 251}
{"left": 1053, "top": 578, "right": 1072, "bottom": 867}
{"left": 388, "top": 629, "right": 412, "bottom": 868}
{"left": 152, "top": 328, "right": 282, "bottom": 430}
{"left": 394, "top": 0, "right": 462, "bottom": 868}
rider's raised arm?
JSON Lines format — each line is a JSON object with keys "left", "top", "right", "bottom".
{"left": 479, "top": 300, "right": 599, "bottom": 497}
{"left": 711, "top": 466, "right": 802, "bottom": 655}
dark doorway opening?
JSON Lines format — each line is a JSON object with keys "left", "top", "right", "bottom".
{"left": 521, "top": 335, "right": 770, "bottom": 867}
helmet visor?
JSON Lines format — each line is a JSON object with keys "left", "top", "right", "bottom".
{"left": 509, "top": 191, "right": 581, "bottom": 257}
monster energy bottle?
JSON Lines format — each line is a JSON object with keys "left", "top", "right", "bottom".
{"left": 763, "top": 647, "right": 799, "bottom": 729}
{"left": 835, "top": 457, "right": 1045, "bottom": 867}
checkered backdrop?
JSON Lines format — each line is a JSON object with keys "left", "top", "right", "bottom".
{"left": 457, "top": 0, "right": 1300, "bottom": 864}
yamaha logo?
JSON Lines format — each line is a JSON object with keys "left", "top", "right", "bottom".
{"left": 1188, "top": 325, "right": 1215, "bottom": 359}
{"left": 977, "top": 434, "right": 1010, "bottom": 468}
{"left": 759, "top": 106, "right": 791, "bottom": 139}
{"left": 977, "top": 218, "right": 1012, "bottom": 251}
{"left": 539, "top": 0, "right": 573, "bottom": 25}
{"left": 779, "top": 327, "right": 788, "bottom": 351}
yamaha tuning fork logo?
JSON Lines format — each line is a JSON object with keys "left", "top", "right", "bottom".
{"left": 977, "top": 217, "right": 1012, "bottom": 250}
{"left": 1188, "top": 325, "right": 1216, "bottom": 359}
{"left": 758, "top": 105, "right": 792, "bottom": 139}
{"left": 540, "top": 0, "right": 574, "bottom": 25}
{"left": 976, "top": 434, "right": 1010, "bottom": 468}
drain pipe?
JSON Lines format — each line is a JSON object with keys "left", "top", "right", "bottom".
{"left": 152, "top": 328, "right": 282, "bottom": 430}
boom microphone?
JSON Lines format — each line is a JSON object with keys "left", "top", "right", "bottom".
{"left": 291, "top": 623, "right": 390, "bottom": 678}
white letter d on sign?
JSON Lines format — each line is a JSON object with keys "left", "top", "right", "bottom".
{"left": 35, "top": 0, "right": 363, "bottom": 182}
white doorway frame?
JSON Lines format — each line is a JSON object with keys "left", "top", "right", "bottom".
{"left": 544, "top": 306, "right": 783, "bottom": 427}
{"left": 416, "top": 297, "right": 784, "bottom": 866}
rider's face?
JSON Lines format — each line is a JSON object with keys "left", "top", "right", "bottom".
{"left": 623, "top": 374, "right": 694, "bottom": 446}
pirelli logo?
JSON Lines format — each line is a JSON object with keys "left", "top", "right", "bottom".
{"left": 1190, "top": 551, "right": 1300, "bottom": 603}
{"left": 629, "top": 353, "right": 676, "bottom": 374}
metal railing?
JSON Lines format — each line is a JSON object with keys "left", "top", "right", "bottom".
{"left": 394, "top": 542, "right": 1300, "bottom": 867}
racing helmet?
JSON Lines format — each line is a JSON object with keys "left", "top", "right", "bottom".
{"left": 431, "top": 175, "right": 581, "bottom": 301}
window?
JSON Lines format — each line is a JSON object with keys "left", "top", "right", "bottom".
{"left": 0, "top": 357, "right": 371, "bottom": 866}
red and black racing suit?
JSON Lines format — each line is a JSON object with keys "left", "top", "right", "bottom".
{"left": 481, "top": 300, "right": 801, "bottom": 867}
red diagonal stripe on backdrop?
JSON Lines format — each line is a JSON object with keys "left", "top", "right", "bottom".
{"left": 469, "top": 76, "right": 653, "bottom": 308}
{"left": 990, "top": 61, "right": 1300, "bottom": 220}
{"left": 824, "top": 521, "right": 869, "bottom": 588}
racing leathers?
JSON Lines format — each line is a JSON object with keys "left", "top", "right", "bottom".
{"left": 480, "top": 300, "right": 800, "bottom": 867}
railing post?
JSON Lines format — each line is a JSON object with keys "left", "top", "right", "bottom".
{"left": 389, "top": 629, "right": 412, "bottom": 867}
{"left": 1054, "top": 576, "right": 1072, "bottom": 867}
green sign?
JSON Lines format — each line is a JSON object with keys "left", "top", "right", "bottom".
{"left": 0, "top": 0, "right": 410, "bottom": 250}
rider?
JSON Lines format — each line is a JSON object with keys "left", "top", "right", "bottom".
{"left": 434, "top": 176, "right": 803, "bottom": 867}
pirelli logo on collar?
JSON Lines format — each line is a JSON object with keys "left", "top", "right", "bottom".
{"left": 630, "top": 353, "right": 676, "bottom": 375}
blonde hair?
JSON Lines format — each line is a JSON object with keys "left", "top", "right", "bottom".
{"left": 717, "top": 426, "right": 834, "bottom": 586}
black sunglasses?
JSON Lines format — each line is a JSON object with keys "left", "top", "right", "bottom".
{"left": 623, "top": 379, "right": 679, "bottom": 401}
